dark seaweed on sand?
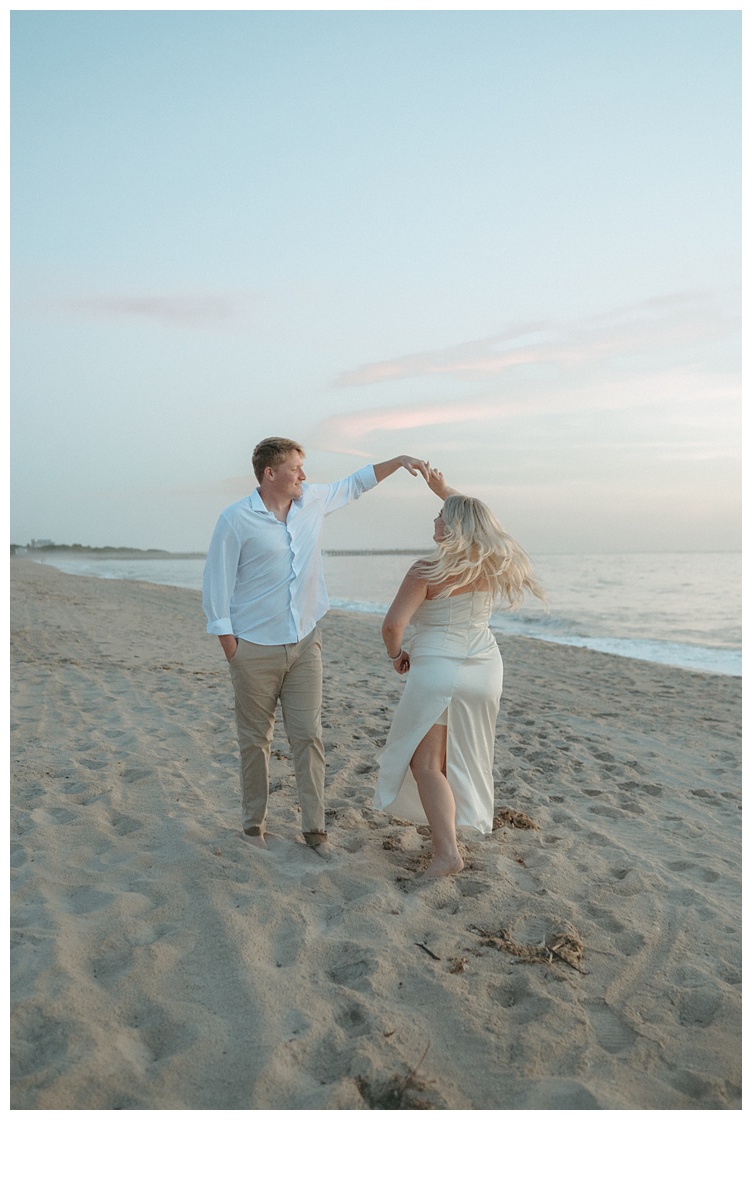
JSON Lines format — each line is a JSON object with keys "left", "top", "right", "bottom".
{"left": 470, "top": 923, "right": 585, "bottom": 973}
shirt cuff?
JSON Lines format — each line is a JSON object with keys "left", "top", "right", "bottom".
{"left": 206, "top": 618, "right": 235, "bottom": 636}
{"left": 360, "top": 464, "right": 378, "bottom": 491}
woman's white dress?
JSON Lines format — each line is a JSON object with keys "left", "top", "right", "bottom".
{"left": 373, "top": 591, "right": 503, "bottom": 835}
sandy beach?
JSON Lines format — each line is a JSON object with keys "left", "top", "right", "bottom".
{"left": 9, "top": 558, "right": 741, "bottom": 1110}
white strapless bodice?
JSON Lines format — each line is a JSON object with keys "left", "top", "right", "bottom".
{"left": 408, "top": 591, "right": 497, "bottom": 660}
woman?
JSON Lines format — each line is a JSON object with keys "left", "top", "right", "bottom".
{"left": 373, "top": 467, "right": 546, "bottom": 878}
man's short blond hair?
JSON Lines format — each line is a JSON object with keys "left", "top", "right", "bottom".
{"left": 252, "top": 437, "right": 305, "bottom": 484}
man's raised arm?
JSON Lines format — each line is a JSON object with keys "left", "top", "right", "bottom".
{"left": 372, "top": 455, "right": 430, "bottom": 483}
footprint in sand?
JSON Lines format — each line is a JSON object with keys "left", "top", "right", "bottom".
{"left": 609, "top": 869, "right": 645, "bottom": 896}
{"left": 16, "top": 781, "right": 46, "bottom": 805}
{"left": 119, "top": 996, "right": 196, "bottom": 1062}
{"left": 326, "top": 944, "right": 378, "bottom": 990}
{"left": 585, "top": 905, "right": 623, "bottom": 934}
{"left": 677, "top": 988, "right": 721, "bottom": 1029}
{"left": 90, "top": 940, "right": 137, "bottom": 984}
{"left": 614, "top": 929, "right": 645, "bottom": 957}
{"left": 584, "top": 999, "right": 637, "bottom": 1055}
{"left": 334, "top": 1000, "right": 373, "bottom": 1036}
{"left": 490, "top": 977, "right": 551, "bottom": 1021}
{"left": 121, "top": 767, "right": 153, "bottom": 784}
{"left": 63, "top": 885, "right": 116, "bottom": 914}
{"left": 47, "top": 806, "right": 80, "bottom": 825}
{"left": 669, "top": 1069, "right": 715, "bottom": 1103}
{"left": 456, "top": 878, "right": 490, "bottom": 898}
{"left": 61, "top": 781, "right": 89, "bottom": 796}
{"left": 618, "top": 799, "right": 646, "bottom": 815}
{"left": 11, "top": 1002, "right": 69, "bottom": 1080}
{"left": 666, "top": 861, "right": 720, "bottom": 883}
{"left": 110, "top": 811, "right": 144, "bottom": 836}
{"left": 512, "top": 1079, "right": 601, "bottom": 1109}
{"left": 691, "top": 789, "right": 722, "bottom": 806}
{"left": 551, "top": 811, "right": 580, "bottom": 828}
{"left": 588, "top": 804, "right": 626, "bottom": 821}
{"left": 10, "top": 843, "right": 28, "bottom": 867}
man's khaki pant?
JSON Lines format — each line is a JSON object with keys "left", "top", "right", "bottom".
{"left": 229, "top": 628, "right": 326, "bottom": 844}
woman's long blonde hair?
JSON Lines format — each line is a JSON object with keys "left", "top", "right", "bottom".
{"left": 416, "top": 493, "right": 547, "bottom": 610}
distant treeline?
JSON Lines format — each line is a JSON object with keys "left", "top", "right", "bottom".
{"left": 11, "top": 543, "right": 430, "bottom": 558}
{"left": 11, "top": 543, "right": 205, "bottom": 559}
{"left": 323, "top": 549, "right": 430, "bottom": 556}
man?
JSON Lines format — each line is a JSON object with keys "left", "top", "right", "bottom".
{"left": 203, "top": 437, "right": 428, "bottom": 858}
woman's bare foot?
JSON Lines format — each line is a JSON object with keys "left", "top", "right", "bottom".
{"left": 421, "top": 853, "right": 464, "bottom": 878}
{"left": 243, "top": 832, "right": 270, "bottom": 849}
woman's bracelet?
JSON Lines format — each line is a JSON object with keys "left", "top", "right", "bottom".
{"left": 388, "top": 648, "right": 403, "bottom": 660}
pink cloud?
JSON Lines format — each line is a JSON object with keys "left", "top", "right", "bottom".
{"left": 333, "top": 293, "right": 734, "bottom": 388}
{"left": 311, "top": 364, "right": 739, "bottom": 457}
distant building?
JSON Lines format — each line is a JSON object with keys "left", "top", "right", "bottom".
{"left": 29, "top": 539, "right": 53, "bottom": 548}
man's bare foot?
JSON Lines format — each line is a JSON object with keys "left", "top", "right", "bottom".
{"left": 243, "top": 832, "right": 270, "bottom": 850}
{"left": 421, "top": 853, "right": 464, "bottom": 878}
{"left": 311, "top": 840, "right": 334, "bottom": 860}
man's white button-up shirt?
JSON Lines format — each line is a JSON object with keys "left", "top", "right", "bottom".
{"left": 202, "top": 465, "right": 378, "bottom": 645}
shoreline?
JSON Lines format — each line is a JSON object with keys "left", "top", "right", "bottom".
{"left": 18, "top": 553, "right": 742, "bottom": 678}
{"left": 10, "top": 559, "right": 742, "bottom": 1109}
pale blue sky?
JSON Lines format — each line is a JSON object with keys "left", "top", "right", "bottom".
{"left": 11, "top": 8, "right": 741, "bottom": 552}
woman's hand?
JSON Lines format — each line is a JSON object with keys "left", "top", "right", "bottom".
{"left": 391, "top": 650, "right": 410, "bottom": 675}
{"left": 425, "top": 465, "right": 452, "bottom": 499}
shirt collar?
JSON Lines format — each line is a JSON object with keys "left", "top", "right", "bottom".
{"left": 249, "top": 487, "right": 305, "bottom": 517}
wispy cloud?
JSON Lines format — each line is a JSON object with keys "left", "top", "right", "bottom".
{"left": 333, "top": 293, "right": 735, "bottom": 387}
{"left": 312, "top": 400, "right": 523, "bottom": 456}
{"left": 51, "top": 291, "right": 268, "bottom": 329}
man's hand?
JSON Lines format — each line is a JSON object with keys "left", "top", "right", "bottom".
{"left": 219, "top": 634, "right": 239, "bottom": 661}
{"left": 373, "top": 455, "right": 429, "bottom": 483}
{"left": 397, "top": 455, "right": 429, "bottom": 479}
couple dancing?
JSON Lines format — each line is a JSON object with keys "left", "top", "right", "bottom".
{"left": 203, "top": 437, "right": 544, "bottom": 877}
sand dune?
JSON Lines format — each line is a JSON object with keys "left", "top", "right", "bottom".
{"left": 10, "top": 559, "right": 741, "bottom": 1109}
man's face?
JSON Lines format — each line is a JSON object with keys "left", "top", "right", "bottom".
{"left": 270, "top": 451, "right": 306, "bottom": 498}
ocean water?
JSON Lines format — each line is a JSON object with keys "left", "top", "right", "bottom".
{"left": 30, "top": 550, "right": 741, "bottom": 677}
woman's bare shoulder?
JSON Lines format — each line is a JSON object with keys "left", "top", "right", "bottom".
{"left": 404, "top": 559, "right": 440, "bottom": 588}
